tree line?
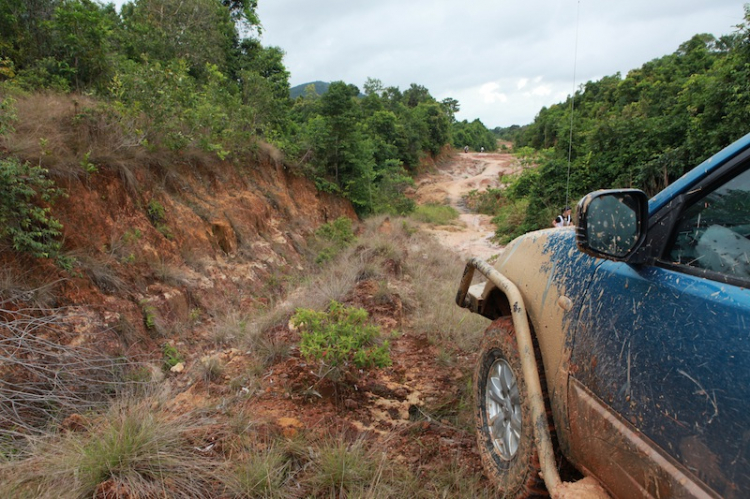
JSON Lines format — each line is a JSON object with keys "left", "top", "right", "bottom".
{"left": 0, "top": 0, "right": 497, "bottom": 227}
{"left": 489, "top": 6, "right": 750, "bottom": 240}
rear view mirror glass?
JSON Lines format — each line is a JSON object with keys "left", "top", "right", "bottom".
{"left": 584, "top": 192, "right": 644, "bottom": 258}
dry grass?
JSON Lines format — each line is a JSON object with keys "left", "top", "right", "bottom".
{"left": 0, "top": 210, "right": 498, "bottom": 498}
{"left": 0, "top": 392, "right": 222, "bottom": 498}
{"left": 73, "top": 252, "right": 129, "bottom": 295}
{"left": 0, "top": 267, "right": 59, "bottom": 308}
{"left": 0, "top": 305, "right": 144, "bottom": 441}
{"left": 228, "top": 213, "right": 487, "bottom": 355}
{"left": 1, "top": 91, "right": 148, "bottom": 179}
{"left": 148, "top": 256, "right": 193, "bottom": 288}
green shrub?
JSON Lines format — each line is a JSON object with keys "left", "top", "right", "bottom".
{"left": 464, "top": 187, "right": 505, "bottom": 215}
{"left": 412, "top": 203, "right": 459, "bottom": 225}
{"left": 146, "top": 199, "right": 165, "bottom": 223}
{"left": 291, "top": 301, "right": 391, "bottom": 378}
{"left": 162, "top": 343, "right": 184, "bottom": 371}
{"left": 0, "top": 157, "right": 65, "bottom": 260}
{"left": 314, "top": 217, "right": 356, "bottom": 264}
{"left": 315, "top": 217, "right": 355, "bottom": 246}
{"left": 492, "top": 198, "right": 531, "bottom": 244}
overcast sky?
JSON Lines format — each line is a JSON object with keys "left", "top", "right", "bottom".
{"left": 256, "top": 1, "right": 744, "bottom": 128}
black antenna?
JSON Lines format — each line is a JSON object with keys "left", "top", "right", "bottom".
{"left": 565, "top": 0, "right": 581, "bottom": 210}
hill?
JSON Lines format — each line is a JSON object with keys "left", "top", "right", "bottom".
{"left": 290, "top": 80, "right": 330, "bottom": 99}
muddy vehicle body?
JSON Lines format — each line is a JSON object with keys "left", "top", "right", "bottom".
{"left": 457, "top": 133, "right": 750, "bottom": 498}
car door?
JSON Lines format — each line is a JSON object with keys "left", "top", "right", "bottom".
{"left": 569, "top": 160, "right": 750, "bottom": 498}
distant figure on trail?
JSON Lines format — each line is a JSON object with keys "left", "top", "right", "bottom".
{"left": 464, "top": 145, "right": 469, "bottom": 153}
{"left": 480, "top": 146, "right": 485, "bottom": 153}
{"left": 553, "top": 206, "right": 572, "bottom": 227}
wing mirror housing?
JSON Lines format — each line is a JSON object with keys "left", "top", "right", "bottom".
{"left": 576, "top": 189, "right": 649, "bottom": 262}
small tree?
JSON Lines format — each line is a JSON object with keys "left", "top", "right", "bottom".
{"left": 291, "top": 301, "right": 391, "bottom": 383}
{"left": 0, "top": 157, "right": 65, "bottom": 260}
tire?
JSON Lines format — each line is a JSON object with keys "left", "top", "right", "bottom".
{"left": 474, "top": 317, "right": 548, "bottom": 498}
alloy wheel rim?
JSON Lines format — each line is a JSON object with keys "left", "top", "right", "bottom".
{"left": 485, "top": 357, "right": 522, "bottom": 461}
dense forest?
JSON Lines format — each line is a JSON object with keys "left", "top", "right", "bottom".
{"left": 0, "top": 0, "right": 498, "bottom": 261}
{"left": 2, "top": 0, "right": 749, "bottom": 254}
{"left": 489, "top": 6, "right": 750, "bottom": 240}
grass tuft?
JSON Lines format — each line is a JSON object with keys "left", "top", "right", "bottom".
{"left": 0, "top": 395, "right": 221, "bottom": 498}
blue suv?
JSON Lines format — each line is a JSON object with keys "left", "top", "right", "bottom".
{"left": 457, "top": 133, "right": 750, "bottom": 498}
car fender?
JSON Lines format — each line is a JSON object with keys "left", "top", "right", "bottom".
{"left": 471, "top": 227, "right": 604, "bottom": 456}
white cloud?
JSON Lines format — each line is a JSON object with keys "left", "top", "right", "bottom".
{"left": 480, "top": 83, "right": 508, "bottom": 104}
{"left": 109, "top": 0, "right": 744, "bottom": 127}
{"left": 529, "top": 84, "right": 553, "bottom": 97}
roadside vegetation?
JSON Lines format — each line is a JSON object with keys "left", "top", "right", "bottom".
{"left": 487, "top": 8, "right": 750, "bottom": 241}
{"left": 0, "top": 215, "right": 491, "bottom": 498}
{"left": 3, "top": 1, "right": 750, "bottom": 496}
{"left": 0, "top": 0, "right": 497, "bottom": 245}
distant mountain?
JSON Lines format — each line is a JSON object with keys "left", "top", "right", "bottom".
{"left": 290, "top": 81, "right": 330, "bottom": 99}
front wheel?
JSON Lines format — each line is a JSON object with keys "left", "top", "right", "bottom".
{"left": 474, "top": 317, "right": 547, "bottom": 497}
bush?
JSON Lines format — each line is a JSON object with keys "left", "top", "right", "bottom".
{"left": 0, "top": 157, "right": 65, "bottom": 260}
{"left": 315, "top": 216, "right": 355, "bottom": 247}
{"left": 313, "top": 216, "right": 356, "bottom": 264}
{"left": 492, "top": 198, "right": 531, "bottom": 244}
{"left": 412, "top": 203, "right": 459, "bottom": 225}
{"left": 291, "top": 301, "right": 391, "bottom": 380}
{"left": 0, "top": 397, "right": 221, "bottom": 498}
{"left": 464, "top": 187, "right": 505, "bottom": 215}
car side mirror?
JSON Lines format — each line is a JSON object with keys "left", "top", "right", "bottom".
{"left": 576, "top": 189, "right": 649, "bottom": 261}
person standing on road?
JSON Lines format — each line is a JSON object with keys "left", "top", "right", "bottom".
{"left": 553, "top": 206, "right": 572, "bottom": 227}
{"left": 464, "top": 145, "right": 469, "bottom": 153}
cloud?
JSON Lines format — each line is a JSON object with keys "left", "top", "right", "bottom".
{"left": 110, "top": 0, "right": 745, "bottom": 127}
{"left": 480, "top": 83, "right": 507, "bottom": 104}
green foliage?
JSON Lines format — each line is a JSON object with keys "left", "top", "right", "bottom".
{"left": 289, "top": 78, "right": 458, "bottom": 215}
{"left": 315, "top": 216, "right": 355, "bottom": 247}
{"left": 0, "top": 0, "right": 464, "bottom": 216}
{"left": 495, "top": 10, "right": 750, "bottom": 240}
{"left": 412, "top": 204, "right": 459, "bottom": 225}
{"left": 146, "top": 199, "right": 165, "bottom": 223}
{"left": 47, "top": 0, "right": 114, "bottom": 91}
{"left": 291, "top": 301, "right": 391, "bottom": 378}
{"left": 464, "top": 187, "right": 504, "bottom": 215}
{"left": 79, "top": 150, "right": 97, "bottom": 173}
{"left": 142, "top": 304, "right": 157, "bottom": 330}
{"left": 492, "top": 198, "right": 532, "bottom": 244}
{"left": 120, "top": 0, "right": 236, "bottom": 80}
{"left": 0, "top": 95, "right": 16, "bottom": 134}
{"left": 314, "top": 216, "right": 355, "bottom": 264}
{"left": 452, "top": 118, "right": 497, "bottom": 152}
{"left": 145, "top": 198, "right": 172, "bottom": 239}
{"left": 0, "top": 157, "right": 65, "bottom": 260}
{"left": 162, "top": 343, "right": 184, "bottom": 370}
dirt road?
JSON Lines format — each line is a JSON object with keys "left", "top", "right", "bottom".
{"left": 414, "top": 150, "right": 520, "bottom": 260}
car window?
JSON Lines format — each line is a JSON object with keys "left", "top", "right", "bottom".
{"left": 668, "top": 165, "right": 750, "bottom": 280}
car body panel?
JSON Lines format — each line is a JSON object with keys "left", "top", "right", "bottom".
{"left": 483, "top": 227, "right": 604, "bottom": 454}
{"left": 571, "top": 260, "right": 750, "bottom": 497}
{"left": 568, "top": 379, "right": 717, "bottom": 499}
{"left": 465, "top": 132, "right": 750, "bottom": 497}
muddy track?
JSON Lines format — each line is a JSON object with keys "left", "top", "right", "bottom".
{"left": 414, "top": 151, "right": 520, "bottom": 260}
